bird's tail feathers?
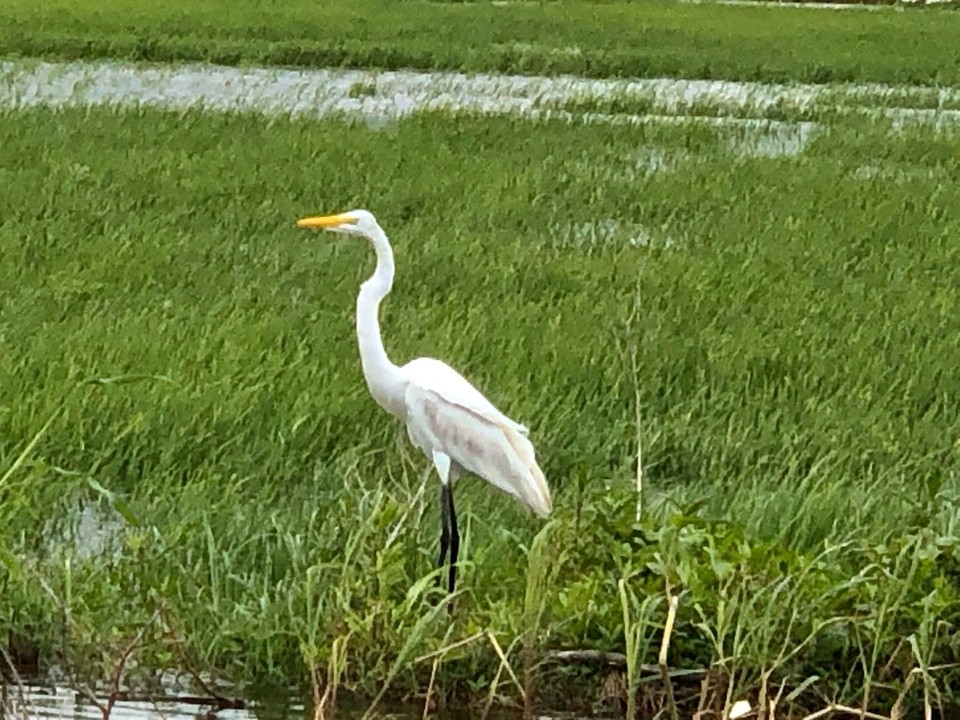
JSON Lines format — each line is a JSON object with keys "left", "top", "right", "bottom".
{"left": 501, "top": 425, "right": 552, "bottom": 518}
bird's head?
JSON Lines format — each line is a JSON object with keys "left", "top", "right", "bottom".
{"left": 296, "top": 208, "right": 380, "bottom": 238}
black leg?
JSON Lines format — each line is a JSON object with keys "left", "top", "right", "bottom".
{"left": 436, "top": 485, "right": 451, "bottom": 587}
{"left": 447, "top": 483, "right": 459, "bottom": 595}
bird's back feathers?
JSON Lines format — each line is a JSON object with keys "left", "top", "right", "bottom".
{"left": 402, "top": 357, "right": 552, "bottom": 517}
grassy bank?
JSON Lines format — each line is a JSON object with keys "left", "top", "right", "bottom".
{"left": 1, "top": 105, "right": 959, "bottom": 715}
{"left": 1, "top": 0, "right": 960, "bottom": 86}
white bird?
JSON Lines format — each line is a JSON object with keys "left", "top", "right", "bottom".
{"left": 296, "top": 209, "right": 553, "bottom": 595}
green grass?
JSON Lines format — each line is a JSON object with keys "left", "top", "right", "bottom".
{"left": 1, "top": 105, "right": 959, "bottom": 715}
{"left": 1, "top": 0, "right": 960, "bottom": 85}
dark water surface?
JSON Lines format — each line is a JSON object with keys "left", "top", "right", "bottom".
{"left": 3, "top": 682, "right": 590, "bottom": 720}
{"left": 3, "top": 681, "right": 303, "bottom": 719}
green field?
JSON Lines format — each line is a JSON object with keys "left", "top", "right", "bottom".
{"left": 1, "top": 102, "right": 959, "bottom": 715}
{"left": 1, "top": 0, "right": 960, "bottom": 85}
{"left": 3, "top": 0, "right": 960, "bottom": 715}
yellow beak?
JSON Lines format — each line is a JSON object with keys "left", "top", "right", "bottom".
{"left": 296, "top": 213, "right": 358, "bottom": 229}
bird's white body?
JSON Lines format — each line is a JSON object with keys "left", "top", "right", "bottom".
{"left": 401, "top": 357, "right": 552, "bottom": 516}
{"left": 348, "top": 210, "right": 552, "bottom": 516}
{"left": 344, "top": 210, "right": 552, "bottom": 518}
{"left": 296, "top": 208, "right": 552, "bottom": 593}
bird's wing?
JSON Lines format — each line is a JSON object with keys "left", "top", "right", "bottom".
{"left": 402, "top": 357, "right": 552, "bottom": 517}
{"left": 404, "top": 357, "right": 530, "bottom": 435}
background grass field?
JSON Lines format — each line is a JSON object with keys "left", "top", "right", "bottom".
{"left": 1, "top": 100, "right": 959, "bottom": 713}
{"left": 1, "top": 0, "right": 960, "bottom": 84}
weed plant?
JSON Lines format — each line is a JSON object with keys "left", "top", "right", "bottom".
{"left": 0, "top": 106, "right": 959, "bottom": 714}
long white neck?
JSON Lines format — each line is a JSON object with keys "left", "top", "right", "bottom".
{"left": 356, "top": 224, "right": 406, "bottom": 419}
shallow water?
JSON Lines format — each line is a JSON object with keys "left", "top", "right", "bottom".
{"left": 2, "top": 58, "right": 957, "bottom": 171}
{"left": 3, "top": 683, "right": 588, "bottom": 720}
{"left": 44, "top": 501, "right": 125, "bottom": 563}
{"left": 3, "top": 683, "right": 300, "bottom": 719}
{"left": 0, "top": 59, "right": 820, "bottom": 165}
{"left": 0, "top": 58, "right": 824, "bottom": 124}
{"left": 0, "top": 59, "right": 955, "bottom": 161}
{"left": 0, "top": 59, "right": 806, "bottom": 117}
{"left": 3, "top": 59, "right": 958, "bottom": 118}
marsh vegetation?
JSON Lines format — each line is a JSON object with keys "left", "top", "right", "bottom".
{"left": 2, "top": 2, "right": 960, "bottom": 718}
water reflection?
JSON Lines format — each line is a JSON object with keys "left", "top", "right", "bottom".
{"left": 3, "top": 683, "right": 302, "bottom": 720}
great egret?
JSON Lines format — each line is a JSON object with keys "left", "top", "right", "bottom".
{"left": 296, "top": 209, "right": 553, "bottom": 595}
